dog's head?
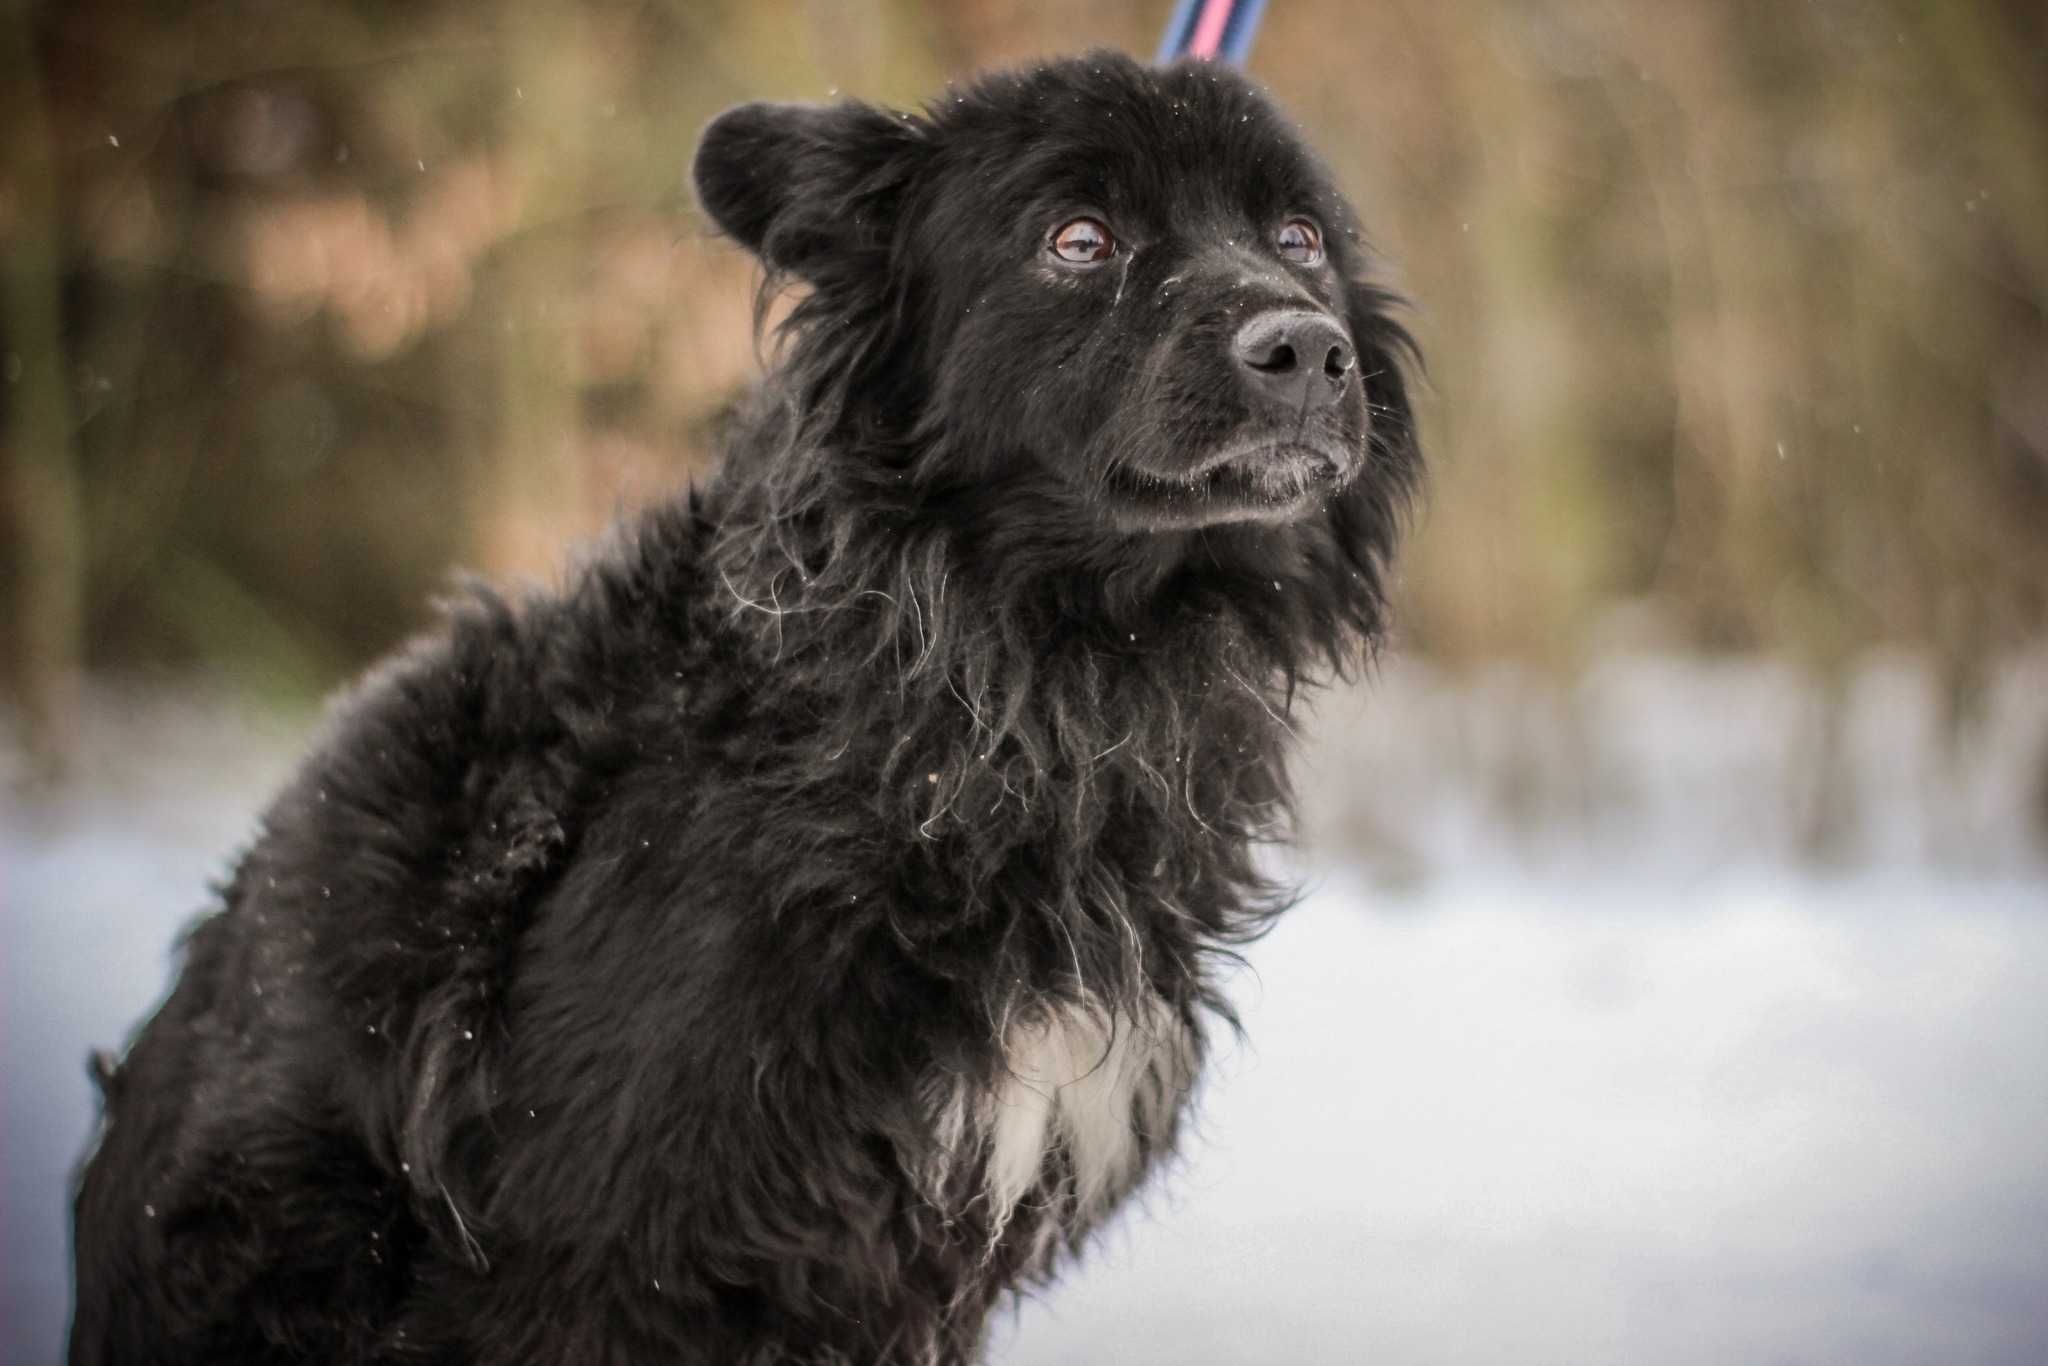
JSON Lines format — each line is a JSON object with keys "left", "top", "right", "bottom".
{"left": 694, "top": 51, "right": 1417, "bottom": 555}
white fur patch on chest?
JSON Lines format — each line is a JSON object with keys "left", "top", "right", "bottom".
{"left": 939, "top": 992, "right": 1196, "bottom": 1244}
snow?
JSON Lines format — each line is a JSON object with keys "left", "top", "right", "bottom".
{"left": 6, "top": 684, "right": 2046, "bottom": 1363}
{"left": 994, "top": 870, "right": 2048, "bottom": 1365}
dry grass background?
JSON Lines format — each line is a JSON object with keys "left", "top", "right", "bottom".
{"left": 3, "top": 0, "right": 2044, "bottom": 774}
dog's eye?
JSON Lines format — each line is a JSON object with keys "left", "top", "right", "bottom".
{"left": 1277, "top": 218, "right": 1323, "bottom": 265}
{"left": 1051, "top": 218, "right": 1115, "bottom": 265}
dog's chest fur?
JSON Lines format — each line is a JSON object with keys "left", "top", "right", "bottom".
{"left": 926, "top": 991, "right": 1196, "bottom": 1252}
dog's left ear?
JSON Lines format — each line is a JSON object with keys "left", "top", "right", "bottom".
{"left": 1345, "top": 279, "right": 1423, "bottom": 489}
{"left": 1313, "top": 278, "right": 1422, "bottom": 650}
{"left": 693, "top": 100, "right": 927, "bottom": 280}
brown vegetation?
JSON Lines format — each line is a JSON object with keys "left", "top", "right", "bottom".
{"left": 4, "top": 0, "right": 2044, "bottom": 761}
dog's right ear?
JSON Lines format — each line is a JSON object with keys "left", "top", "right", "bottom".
{"left": 693, "top": 101, "right": 927, "bottom": 279}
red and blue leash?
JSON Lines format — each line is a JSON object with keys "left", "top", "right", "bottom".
{"left": 1155, "top": 0, "right": 1268, "bottom": 66}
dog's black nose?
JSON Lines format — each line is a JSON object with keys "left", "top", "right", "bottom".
{"left": 1233, "top": 311, "right": 1354, "bottom": 409}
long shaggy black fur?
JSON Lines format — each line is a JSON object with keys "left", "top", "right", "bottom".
{"left": 70, "top": 51, "right": 1420, "bottom": 1365}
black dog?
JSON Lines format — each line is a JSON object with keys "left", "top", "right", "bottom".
{"left": 71, "top": 51, "right": 1419, "bottom": 1364}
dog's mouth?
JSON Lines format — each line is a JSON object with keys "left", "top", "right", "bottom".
{"left": 1102, "top": 439, "right": 1352, "bottom": 529}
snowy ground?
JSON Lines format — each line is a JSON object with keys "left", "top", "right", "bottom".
{"left": 5, "top": 680, "right": 2046, "bottom": 1364}
{"left": 994, "top": 871, "right": 2048, "bottom": 1366}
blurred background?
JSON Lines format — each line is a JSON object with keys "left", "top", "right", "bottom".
{"left": 3, "top": 1, "right": 2045, "bottom": 1362}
